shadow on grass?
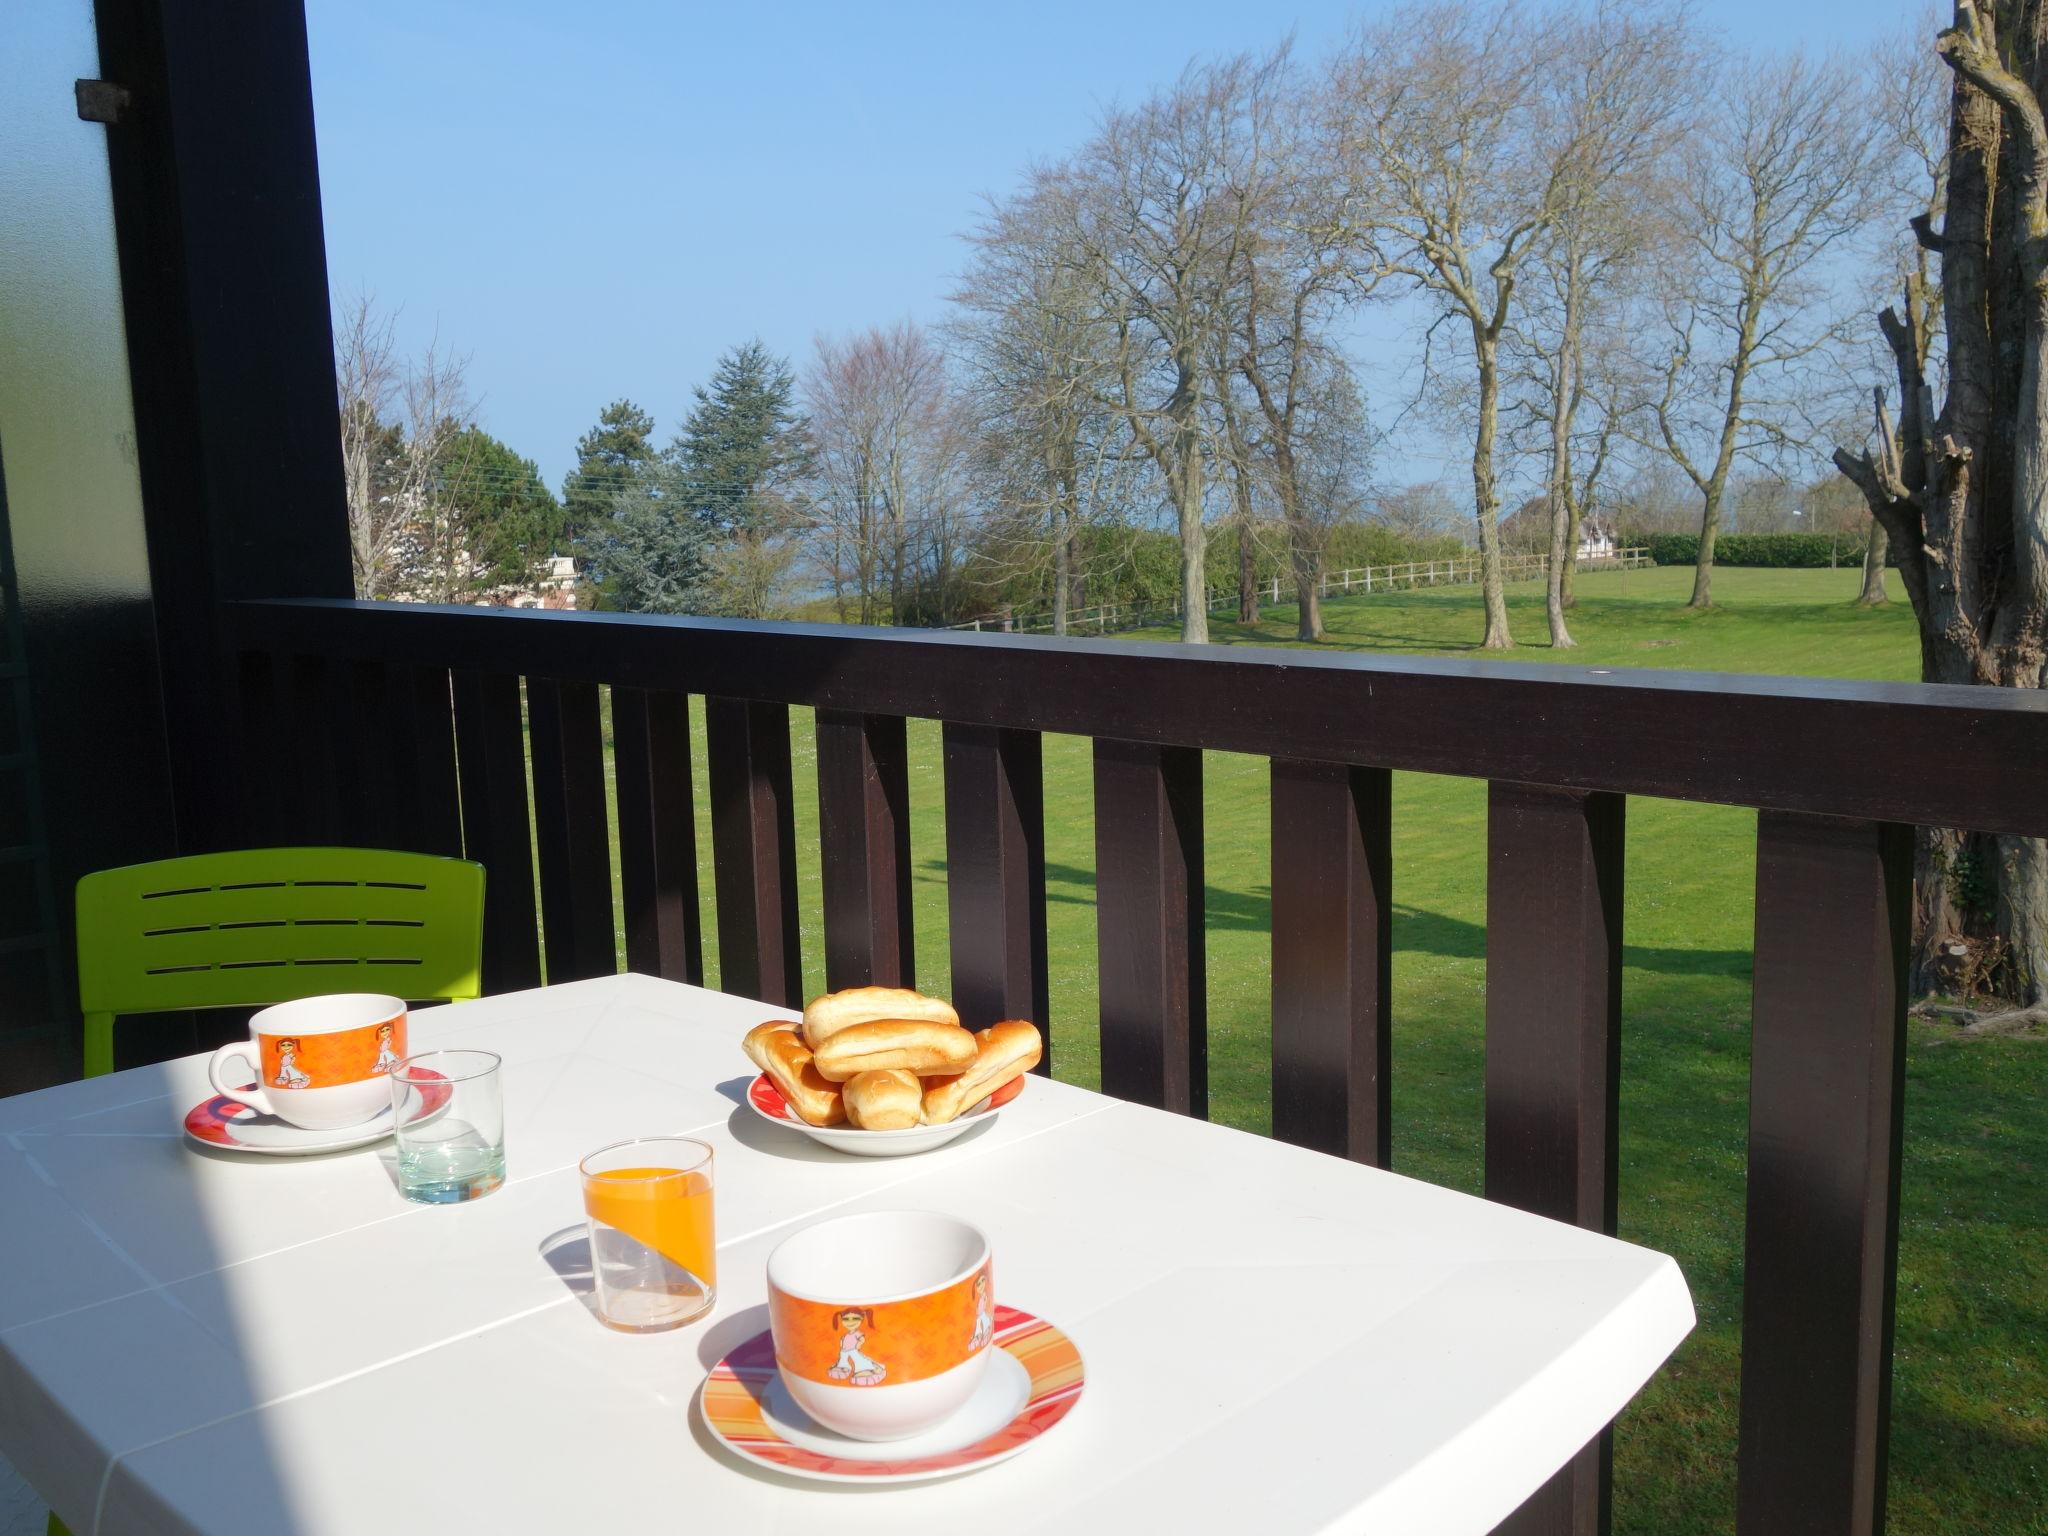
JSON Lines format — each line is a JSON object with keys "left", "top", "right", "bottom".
{"left": 924, "top": 856, "right": 1752, "bottom": 977}
{"left": 1395, "top": 904, "right": 1752, "bottom": 977}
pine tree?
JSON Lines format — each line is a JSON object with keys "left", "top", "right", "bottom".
{"left": 561, "top": 400, "right": 656, "bottom": 545}
{"left": 581, "top": 463, "right": 713, "bottom": 613}
{"left": 671, "top": 342, "right": 809, "bottom": 536}
{"left": 433, "top": 428, "right": 563, "bottom": 599}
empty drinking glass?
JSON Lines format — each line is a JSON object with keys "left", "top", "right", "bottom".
{"left": 390, "top": 1049, "right": 505, "bottom": 1204}
{"left": 580, "top": 1136, "right": 716, "bottom": 1332}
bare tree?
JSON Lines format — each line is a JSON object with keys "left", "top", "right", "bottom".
{"left": 1511, "top": 0, "right": 1695, "bottom": 646}
{"left": 333, "top": 293, "right": 480, "bottom": 601}
{"left": 952, "top": 174, "right": 1125, "bottom": 634}
{"left": 390, "top": 334, "right": 481, "bottom": 603}
{"left": 1835, "top": 0, "right": 2048, "bottom": 1006}
{"left": 805, "top": 321, "right": 974, "bottom": 626}
{"left": 1329, "top": 1, "right": 1587, "bottom": 649}
{"left": 1212, "top": 367, "right": 1269, "bottom": 625}
{"left": 1229, "top": 74, "right": 1361, "bottom": 641}
{"left": 1648, "top": 51, "right": 1884, "bottom": 608}
{"left": 334, "top": 293, "right": 407, "bottom": 599}
{"left": 1062, "top": 50, "right": 1288, "bottom": 643}
{"left": 1371, "top": 480, "right": 1466, "bottom": 541}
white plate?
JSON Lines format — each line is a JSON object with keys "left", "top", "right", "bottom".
{"left": 744, "top": 1072, "right": 1018, "bottom": 1157}
{"left": 700, "top": 1307, "right": 1084, "bottom": 1483}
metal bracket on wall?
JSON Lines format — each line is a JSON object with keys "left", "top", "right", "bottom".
{"left": 75, "top": 80, "right": 132, "bottom": 124}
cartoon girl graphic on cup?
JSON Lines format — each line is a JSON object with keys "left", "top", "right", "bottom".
{"left": 827, "top": 1307, "right": 887, "bottom": 1386}
{"left": 968, "top": 1270, "right": 994, "bottom": 1352}
{"left": 273, "top": 1037, "right": 311, "bottom": 1090}
{"left": 371, "top": 1022, "right": 399, "bottom": 1075}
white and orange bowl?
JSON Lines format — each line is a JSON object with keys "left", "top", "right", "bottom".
{"left": 745, "top": 1071, "right": 1024, "bottom": 1158}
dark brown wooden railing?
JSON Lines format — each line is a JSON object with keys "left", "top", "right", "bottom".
{"left": 227, "top": 598, "right": 2048, "bottom": 1536}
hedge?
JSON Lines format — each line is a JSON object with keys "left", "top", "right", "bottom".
{"left": 1621, "top": 531, "right": 1893, "bottom": 568}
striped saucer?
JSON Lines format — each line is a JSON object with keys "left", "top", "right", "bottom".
{"left": 699, "top": 1305, "right": 1083, "bottom": 1484}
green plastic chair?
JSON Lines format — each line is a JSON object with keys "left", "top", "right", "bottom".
{"left": 73, "top": 847, "right": 487, "bottom": 1079}
{"left": 56, "top": 852, "right": 483, "bottom": 1533}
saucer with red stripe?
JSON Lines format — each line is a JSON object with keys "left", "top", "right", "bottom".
{"left": 700, "top": 1305, "right": 1083, "bottom": 1483}
{"left": 745, "top": 1070, "right": 1022, "bottom": 1158}
{"left": 182, "top": 1071, "right": 451, "bottom": 1156}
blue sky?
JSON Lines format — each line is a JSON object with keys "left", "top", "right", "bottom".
{"left": 306, "top": 0, "right": 1928, "bottom": 492}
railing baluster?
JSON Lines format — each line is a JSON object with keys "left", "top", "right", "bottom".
{"left": 1093, "top": 739, "right": 1204, "bottom": 1115}
{"left": 816, "top": 710, "right": 914, "bottom": 990}
{"left": 284, "top": 653, "right": 341, "bottom": 844}
{"left": 236, "top": 649, "right": 292, "bottom": 845}
{"left": 611, "top": 686, "right": 703, "bottom": 984}
{"left": 941, "top": 723, "right": 1049, "bottom": 1062}
{"left": 706, "top": 697, "right": 801, "bottom": 1006}
{"left": 526, "top": 677, "right": 616, "bottom": 983}
{"left": 1270, "top": 759, "right": 1391, "bottom": 1164}
{"left": 1737, "top": 813, "right": 1911, "bottom": 1536}
{"left": 347, "top": 658, "right": 404, "bottom": 848}
{"left": 451, "top": 671, "right": 541, "bottom": 991}
{"left": 1483, "top": 781, "right": 1626, "bottom": 1536}
{"left": 405, "top": 665, "right": 462, "bottom": 859}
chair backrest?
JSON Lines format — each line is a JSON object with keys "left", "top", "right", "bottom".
{"left": 76, "top": 848, "right": 486, "bottom": 1017}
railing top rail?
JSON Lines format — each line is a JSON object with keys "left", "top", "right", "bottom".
{"left": 230, "top": 597, "right": 2048, "bottom": 836}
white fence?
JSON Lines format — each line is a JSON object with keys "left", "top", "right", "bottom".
{"left": 950, "top": 547, "right": 1652, "bottom": 636}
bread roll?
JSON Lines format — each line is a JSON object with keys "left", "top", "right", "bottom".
{"left": 743, "top": 1020, "right": 845, "bottom": 1126}
{"left": 843, "top": 1068, "right": 924, "bottom": 1130}
{"left": 741, "top": 1018, "right": 798, "bottom": 1070}
{"left": 802, "top": 986, "right": 959, "bottom": 1050}
{"left": 812, "top": 1018, "right": 978, "bottom": 1082}
{"left": 922, "top": 1021, "right": 1042, "bottom": 1124}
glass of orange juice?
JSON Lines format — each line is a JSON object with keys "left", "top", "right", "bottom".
{"left": 578, "top": 1137, "right": 716, "bottom": 1332}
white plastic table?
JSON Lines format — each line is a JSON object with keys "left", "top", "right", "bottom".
{"left": 0, "top": 975, "right": 1692, "bottom": 1535}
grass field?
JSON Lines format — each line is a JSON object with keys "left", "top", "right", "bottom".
{"left": 632, "top": 565, "right": 2041, "bottom": 1533}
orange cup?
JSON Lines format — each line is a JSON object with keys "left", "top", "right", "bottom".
{"left": 206, "top": 993, "right": 407, "bottom": 1130}
{"left": 766, "top": 1211, "right": 994, "bottom": 1441}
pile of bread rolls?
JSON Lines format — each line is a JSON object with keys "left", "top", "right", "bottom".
{"left": 742, "top": 986, "right": 1042, "bottom": 1130}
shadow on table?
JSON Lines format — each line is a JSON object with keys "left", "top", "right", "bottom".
{"left": 536, "top": 1226, "right": 603, "bottom": 1322}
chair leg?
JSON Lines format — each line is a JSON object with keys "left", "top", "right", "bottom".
{"left": 82, "top": 1012, "right": 114, "bottom": 1079}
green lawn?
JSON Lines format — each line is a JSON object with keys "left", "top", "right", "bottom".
{"left": 640, "top": 565, "right": 2039, "bottom": 1533}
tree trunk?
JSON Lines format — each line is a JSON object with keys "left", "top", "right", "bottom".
{"left": 1687, "top": 304, "right": 1757, "bottom": 611}
{"left": 1237, "top": 498, "right": 1257, "bottom": 624}
{"left": 1912, "top": 826, "right": 1970, "bottom": 999}
{"left": 1046, "top": 431, "right": 1075, "bottom": 637}
{"left": 1472, "top": 339, "right": 1513, "bottom": 649}
{"left": 1173, "top": 383, "right": 1208, "bottom": 644}
{"left": 1835, "top": 2, "right": 2048, "bottom": 1007}
{"left": 1857, "top": 519, "right": 1890, "bottom": 605}
{"left": 1545, "top": 502, "right": 1575, "bottom": 647}
{"left": 1275, "top": 442, "right": 1323, "bottom": 642}
{"left": 1562, "top": 495, "right": 1582, "bottom": 609}
{"left": 1293, "top": 532, "right": 1324, "bottom": 641}
{"left": 1690, "top": 483, "right": 1724, "bottom": 608}
{"left": 1052, "top": 509, "right": 1072, "bottom": 637}
{"left": 1544, "top": 343, "right": 1576, "bottom": 647}
{"left": 1997, "top": 833, "right": 2048, "bottom": 1003}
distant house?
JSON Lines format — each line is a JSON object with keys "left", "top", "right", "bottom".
{"left": 1578, "top": 517, "right": 1620, "bottom": 562}
{"left": 487, "top": 554, "right": 578, "bottom": 610}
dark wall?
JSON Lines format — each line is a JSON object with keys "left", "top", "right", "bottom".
{"left": 0, "top": 4, "right": 180, "bottom": 1094}
{"left": 95, "top": 0, "right": 353, "bottom": 853}
{"left": 0, "top": 0, "right": 351, "bottom": 1092}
